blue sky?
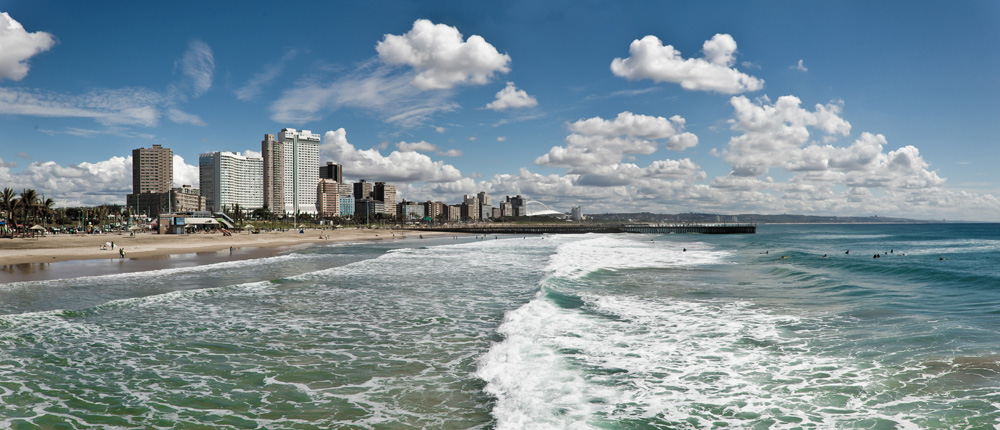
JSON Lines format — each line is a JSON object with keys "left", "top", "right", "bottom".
{"left": 1, "top": 1, "right": 998, "bottom": 220}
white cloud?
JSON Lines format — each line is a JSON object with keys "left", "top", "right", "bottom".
{"left": 435, "top": 126, "right": 446, "bottom": 133}
{"left": 497, "top": 136, "right": 506, "bottom": 142}
{"left": 485, "top": 82, "right": 538, "bottom": 110}
{"left": 0, "top": 87, "right": 161, "bottom": 126}
{"left": 0, "top": 154, "right": 200, "bottom": 207}
{"left": 610, "top": 34, "right": 764, "bottom": 94}
{"left": 532, "top": 111, "right": 705, "bottom": 193}
{"left": 538, "top": 111, "right": 698, "bottom": 173}
{"left": 439, "top": 149, "right": 463, "bottom": 157}
{"left": 235, "top": 49, "right": 296, "bottom": 101}
{"left": 172, "top": 154, "right": 199, "bottom": 187}
{"left": 166, "top": 108, "right": 206, "bottom": 126}
{"left": 376, "top": 19, "right": 510, "bottom": 90}
{"left": 0, "top": 156, "right": 131, "bottom": 207}
{"left": 269, "top": 64, "right": 458, "bottom": 127}
{"left": 792, "top": 59, "right": 808, "bottom": 72}
{"left": 396, "top": 140, "right": 438, "bottom": 152}
{"left": 178, "top": 40, "right": 214, "bottom": 97}
{"left": 320, "top": 128, "right": 463, "bottom": 183}
{"left": 723, "top": 95, "right": 851, "bottom": 177}
{"left": 0, "top": 12, "right": 55, "bottom": 81}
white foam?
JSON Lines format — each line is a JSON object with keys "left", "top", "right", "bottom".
{"left": 478, "top": 286, "right": 974, "bottom": 427}
{"left": 545, "top": 235, "right": 729, "bottom": 279}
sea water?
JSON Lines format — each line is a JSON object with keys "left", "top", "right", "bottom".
{"left": 1, "top": 224, "right": 999, "bottom": 429}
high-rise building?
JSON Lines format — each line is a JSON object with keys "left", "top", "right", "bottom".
{"left": 261, "top": 134, "right": 281, "bottom": 212}
{"left": 127, "top": 144, "right": 174, "bottom": 217}
{"left": 317, "top": 178, "right": 341, "bottom": 218}
{"left": 424, "top": 201, "right": 444, "bottom": 220}
{"left": 171, "top": 185, "right": 205, "bottom": 212}
{"left": 400, "top": 201, "right": 425, "bottom": 220}
{"left": 353, "top": 179, "right": 373, "bottom": 200}
{"left": 320, "top": 162, "right": 343, "bottom": 183}
{"left": 462, "top": 195, "right": 479, "bottom": 221}
{"left": 374, "top": 182, "right": 397, "bottom": 218}
{"left": 571, "top": 206, "right": 583, "bottom": 221}
{"left": 444, "top": 205, "right": 461, "bottom": 221}
{"left": 506, "top": 195, "right": 527, "bottom": 217}
{"left": 199, "top": 151, "right": 264, "bottom": 212}
{"left": 262, "top": 129, "right": 321, "bottom": 215}
{"left": 132, "top": 144, "right": 173, "bottom": 194}
{"left": 477, "top": 191, "right": 493, "bottom": 220}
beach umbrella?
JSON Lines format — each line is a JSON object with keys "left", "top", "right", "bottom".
{"left": 29, "top": 225, "right": 44, "bottom": 231}
{"left": 129, "top": 225, "right": 142, "bottom": 231}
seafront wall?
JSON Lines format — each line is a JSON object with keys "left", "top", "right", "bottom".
{"left": 407, "top": 223, "right": 756, "bottom": 235}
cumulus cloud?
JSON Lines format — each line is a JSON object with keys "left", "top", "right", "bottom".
{"left": 610, "top": 34, "right": 763, "bottom": 94}
{"left": 178, "top": 39, "right": 214, "bottom": 97}
{"left": 376, "top": 19, "right": 510, "bottom": 90}
{"left": 720, "top": 95, "right": 943, "bottom": 192}
{"left": 0, "top": 156, "right": 131, "bottom": 207}
{"left": 396, "top": 140, "right": 438, "bottom": 152}
{"left": 0, "top": 12, "right": 55, "bottom": 81}
{"left": 537, "top": 111, "right": 699, "bottom": 174}
{"left": 485, "top": 82, "right": 538, "bottom": 110}
{"left": 0, "top": 154, "right": 200, "bottom": 207}
{"left": 320, "top": 128, "right": 463, "bottom": 183}
{"left": 792, "top": 59, "right": 808, "bottom": 72}
{"left": 530, "top": 111, "right": 705, "bottom": 196}
{"left": 723, "top": 95, "right": 851, "bottom": 177}
{"left": 172, "top": 154, "right": 199, "bottom": 187}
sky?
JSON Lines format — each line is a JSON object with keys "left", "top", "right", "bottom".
{"left": 1, "top": 1, "right": 999, "bottom": 221}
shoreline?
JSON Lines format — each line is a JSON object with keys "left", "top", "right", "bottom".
{"left": 0, "top": 228, "right": 439, "bottom": 266}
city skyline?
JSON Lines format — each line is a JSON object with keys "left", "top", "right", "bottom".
{"left": 1, "top": 2, "right": 998, "bottom": 221}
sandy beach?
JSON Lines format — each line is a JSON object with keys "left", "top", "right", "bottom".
{"left": 0, "top": 228, "right": 430, "bottom": 266}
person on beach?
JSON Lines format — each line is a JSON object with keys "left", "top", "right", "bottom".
{"left": 119, "top": 248, "right": 125, "bottom": 259}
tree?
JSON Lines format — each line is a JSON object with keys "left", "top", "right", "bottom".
{"left": 39, "top": 196, "right": 55, "bottom": 227}
{"left": 18, "top": 189, "right": 39, "bottom": 228}
{"left": 0, "top": 187, "right": 16, "bottom": 227}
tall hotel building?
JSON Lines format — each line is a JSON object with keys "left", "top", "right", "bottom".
{"left": 199, "top": 151, "right": 264, "bottom": 212}
{"left": 262, "top": 129, "right": 321, "bottom": 215}
{"left": 127, "top": 144, "right": 173, "bottom": 217}
{"left": 374, "top": 182, "right": 397, "bottom": 217}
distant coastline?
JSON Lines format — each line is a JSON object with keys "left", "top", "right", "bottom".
{"left": 585, "top": 212, "right": 982, "bottom": 224}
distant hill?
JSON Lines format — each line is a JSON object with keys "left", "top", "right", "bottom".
{"left": 586, "top": 212, "right": 937, "bottom": 224}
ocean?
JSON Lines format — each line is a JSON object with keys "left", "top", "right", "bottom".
{"left": 1, "top": 223, "right": 999, "bottom": 429}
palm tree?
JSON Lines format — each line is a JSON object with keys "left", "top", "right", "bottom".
{"left": 0, "top": 188, "right": 14, "bottom": 236}
{"left": 1, "top": 187, "right": 15, "bottom": 223}
{"left": 39, "top": 196, "right": 55, "bottom": 228}
{"left": 18, "top": 189, "right": 39, "bottom": 229}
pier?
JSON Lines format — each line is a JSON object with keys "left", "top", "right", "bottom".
{"left": 407, "top": 223, "right": 756, "bottom": 235}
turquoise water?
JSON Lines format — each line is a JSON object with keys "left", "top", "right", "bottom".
{"left": 2, "top": 224, "right": 999, "bottom": 428}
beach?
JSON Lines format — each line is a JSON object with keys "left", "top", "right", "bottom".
{"left": 0, "top": 228, "right": 429, "bottom": 266}
{"left": 2, "top": 224, "right": 1000, "bottom": 427}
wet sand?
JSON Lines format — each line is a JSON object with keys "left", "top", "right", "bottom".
{"left": 0, "top": 228, "right": 439, "bottom": 283}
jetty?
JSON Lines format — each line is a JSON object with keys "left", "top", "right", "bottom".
{"left": 407, "top": 223, "right": 756, "bottom": 235}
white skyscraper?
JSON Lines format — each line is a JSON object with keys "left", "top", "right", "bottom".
{"left": 263, "top": 128, "right": 320, "bottom": 215}
{"left": 199, "top": 151, "right": 264, "bottom": 212}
